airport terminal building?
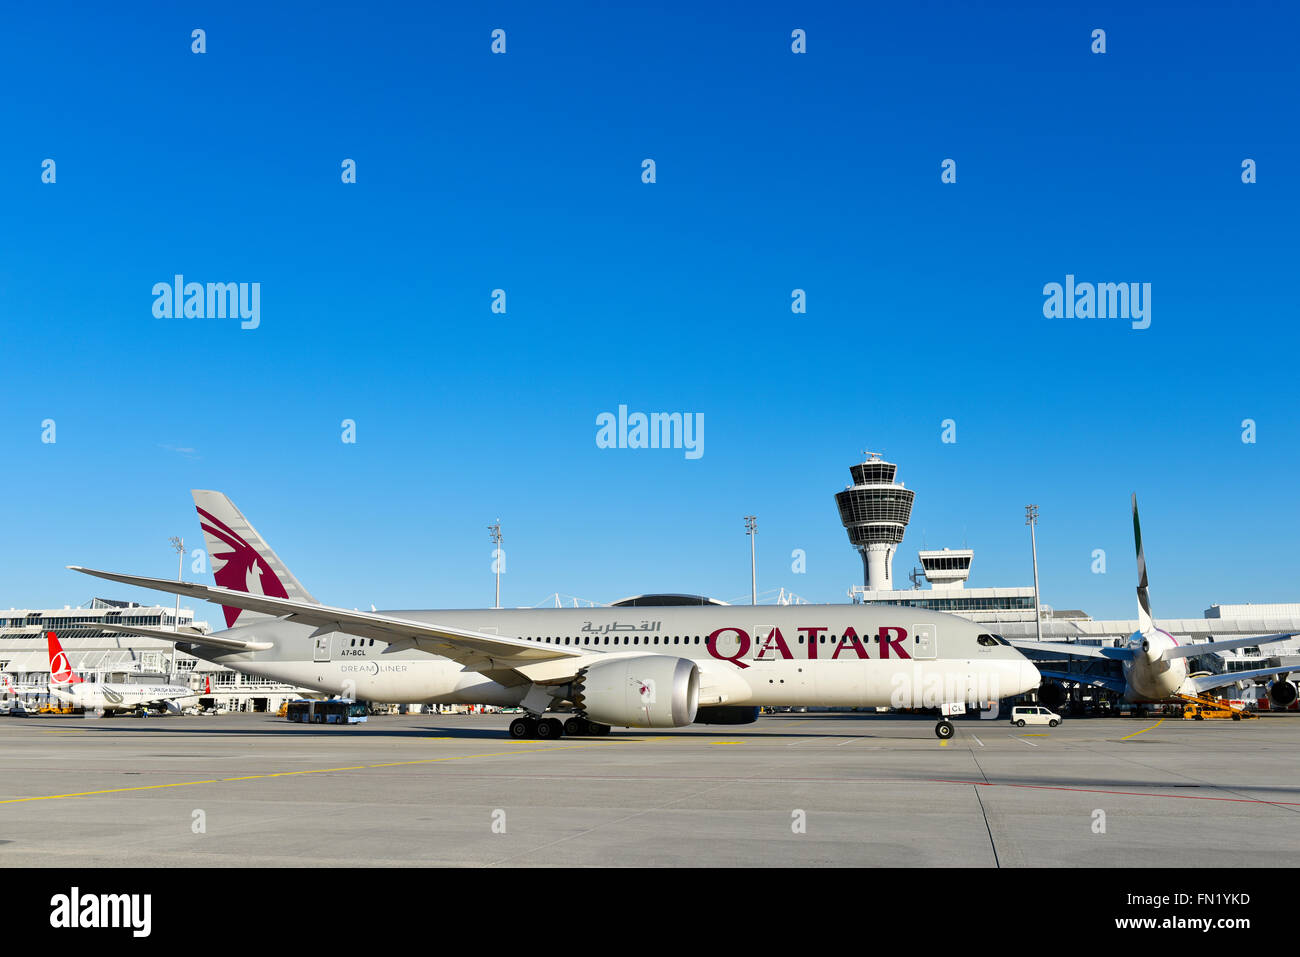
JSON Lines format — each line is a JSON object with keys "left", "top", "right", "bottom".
{"left": 0, "top": 598, "right": 303, "bottom": 713}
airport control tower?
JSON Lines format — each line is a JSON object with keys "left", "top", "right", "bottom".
{"left": 834, "top": 452, "right": 915, "bottom": 590}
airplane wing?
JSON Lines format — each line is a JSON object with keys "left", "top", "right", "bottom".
{"left": 69, "top": 566, "right": 581, "bottom": 684}
{"left": 92, "top": 621, "right": 274, "bottom": 653}
{"left": 1036, "top": 669, "right": 1128, "bottom": 694}
{"left": 1010, "top": 641, "right": 1134, "bottom": 662}
{"left": 1189, "top": 667, "right": 1297, "bottom": 696}
{"left": 1162, "top": 633, "right": 1296, "bottom": 660}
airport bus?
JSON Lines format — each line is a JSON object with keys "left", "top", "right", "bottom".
{"left": 285, "top": 699, "right": 368, "bottom": 725}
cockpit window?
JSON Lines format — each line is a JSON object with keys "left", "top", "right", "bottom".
{"left": 993, "top": 635, "right": 1011, "bottom": 646}
{"left": 977, "top": 634, "right": 998, "bottom": 647}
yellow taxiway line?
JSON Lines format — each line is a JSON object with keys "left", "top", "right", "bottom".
{"left": 1121, "top": 717, "right": 1166, "bottom": 740}
{"left": 0, "top": 742, "right": 618, "bottom": 806}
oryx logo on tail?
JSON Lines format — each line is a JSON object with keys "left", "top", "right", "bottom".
{"left": 195, "top": 506, "right": 289, "bottom": 627}
{"left": 47, "top": 632, "right": 84, "bottom": 686}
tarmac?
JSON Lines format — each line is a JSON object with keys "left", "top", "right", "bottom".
{"left": 2, "top": 710, "right": 1298, "bottom": 867}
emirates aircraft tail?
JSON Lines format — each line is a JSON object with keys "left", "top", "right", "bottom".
{"left": 47, "top": 631, "right": 85, "bottom": 686}
{"left": 191, "top": 490, "right": 318, "bottom": 629}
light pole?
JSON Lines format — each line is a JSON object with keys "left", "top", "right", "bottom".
{"left": 1025, "top": 505, "right": 1042, "bottom": 643}
{"left": 168, "top": 536, "right": 184, "bottom": 632}
{"left": 488, "top": 522, "right": 502, "bottom": 609}
{"left": 744, "top": 515, "right": 757, "bottom": 606}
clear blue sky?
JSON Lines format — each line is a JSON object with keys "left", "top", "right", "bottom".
{"left": 2, "top": 1, "right": 1296, "bottom": 621}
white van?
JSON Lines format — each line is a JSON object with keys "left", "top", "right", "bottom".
{"left": 1011, "top": 706, "right": 1061, "bottom": 728}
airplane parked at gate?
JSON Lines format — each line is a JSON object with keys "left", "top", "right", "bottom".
{"left": 44, "top": 631, "right": 198, "bottom": 716}
{"left": 72, "top": 490, "right": 1042, "bottom": 739}
{"left": 1017, "top": 495, "right": 1296, "bottom": 712}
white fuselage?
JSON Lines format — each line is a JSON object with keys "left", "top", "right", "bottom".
{"left": 52, "top": 683, "right": 196, "bottom": 713}
{"left": 187, "top": 605, "right": 1042, "bottom": 711}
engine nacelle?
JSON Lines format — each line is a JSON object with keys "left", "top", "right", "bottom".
{"left": 573, "top": 655, "right": 699, "bottom": 728}
{"left": 695, "top": 705, "right": 760, "bottom": 725}
{"left": 1038, "top": 681, "right": 1067, "bottom": 711}
{"left": 1269, "top": 678, "right": 1297, "bottom": 708}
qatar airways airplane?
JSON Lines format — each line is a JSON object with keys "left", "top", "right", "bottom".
{"left": 72, "top": 490, "right": 1041, "bottom": 740}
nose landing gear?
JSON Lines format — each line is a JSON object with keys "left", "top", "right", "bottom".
{"left": 935, "top": 702, "right": 965, "bottom": 740}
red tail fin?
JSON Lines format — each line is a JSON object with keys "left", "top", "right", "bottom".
{"left": 47, "top": 631, "right": 84, "bottom": 686}
{"left": 204, "top": 675, "right": 212, "bottom": 695}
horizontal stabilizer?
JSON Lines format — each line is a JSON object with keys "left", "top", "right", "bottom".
{"left": 1162, "top": 633, "right": 1295, "bottom": 660}
{"left": 93, "top": 622, "right": 274, "bottom": 652}
{"left": 1190, "top": 667, "right": 1297, "bottom": 696}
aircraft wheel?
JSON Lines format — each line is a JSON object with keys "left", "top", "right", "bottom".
{"left": 563, "top": 716, "right": 589, "bottom": 737}
{"left": 508, "top": 717, "right": 536, "bottom": 739}
{"left": 535, "top": 718, "right": 564, "bottom": 740}
{"left": 935, "top": 720, "right": 954, "bottom": 740}
{"left": 588, "top": 722, "right": 611, "bottom": 736}
{"left": 1015, "top": 719, "right": 1026, "bottom": 727}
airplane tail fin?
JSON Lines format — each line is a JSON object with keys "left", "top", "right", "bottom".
{"left": 47, "top": 631, "right": 85, "bottom": 686}
{"left": 203, "top": 675, "right": 212, "bottom": 695}
{"left": 1132, "top": 493, "right": 1155, "bottom": 636}
{"left": 191, "top": 490, "right": 318, "bottom": 629}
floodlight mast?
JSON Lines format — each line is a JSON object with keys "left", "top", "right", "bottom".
{"left": 488, "top": 522, "right": 503, "bottom": 609}
{"left": 744, "top": 516, "right": 757, "bottom": 606}
{"left": 1025, "top": 505, "right": 1042, "bottom": 643}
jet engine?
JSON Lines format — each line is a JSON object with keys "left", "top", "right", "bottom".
{"left": 695, "top": 705, "right": 760, "bottom": 725}
{"left": 572, "top": 655, "right": 699, "bottom": 728}
{"left": 1037, "top": 680, "right": 1067, "bottom": 711}
{"left": 1268, "top": 677, "right": 1297, "bottom": 709}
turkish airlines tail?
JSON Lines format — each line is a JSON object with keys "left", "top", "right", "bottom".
{"left": 191, "top": 490, "right": 318, "bottom": 629}
{"left": 47, "top": 631, "right": 85, "bottom": 686}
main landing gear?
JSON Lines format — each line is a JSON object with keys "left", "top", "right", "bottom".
{"left": 508, "top": 714, "right": 611, "bottom": 740}
{"left": 934, "top": 719, "right": 955, "bottom": 740}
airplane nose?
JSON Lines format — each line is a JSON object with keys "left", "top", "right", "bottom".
{"left": 1021, "top": 660, "right": 1041, "bottom": 694}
